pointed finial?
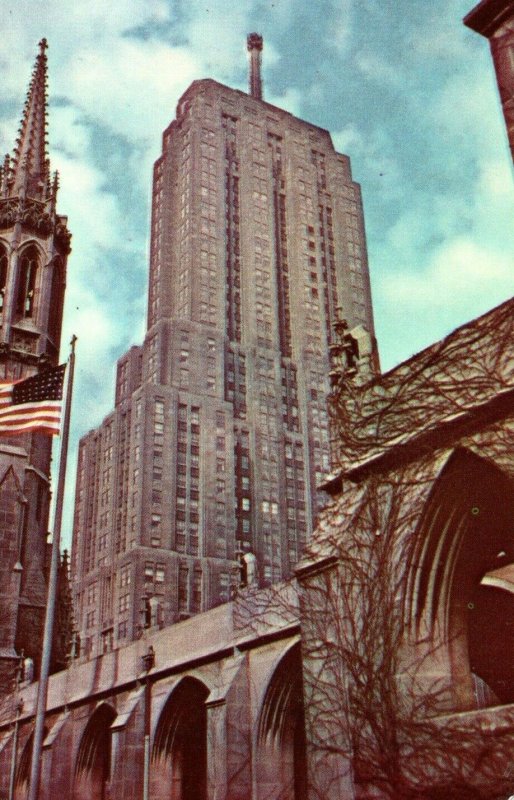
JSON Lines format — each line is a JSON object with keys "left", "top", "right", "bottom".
{"left": 1, "top": 154, "right": 9, "bottom": 196}
{"left": 8, "top": 39, "right": 50, "bottom": 199}
{"left": 49, "top": 169, "right": 59, "bottom": 212}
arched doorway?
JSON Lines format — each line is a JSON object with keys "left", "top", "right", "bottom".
{"left": 256, "top": 643, "right": 307, "bottom": 800}
{"left": 73, "top": 703, "right": 116, "bottom": 800}
{"left": 409, "top": 448, "right": 514, "bottom": 709}
{"left": 151, "top": 677, "right": 209, "bottom": 800}
{"left": 13, "top": 727, "right": 48, "bottom": 800}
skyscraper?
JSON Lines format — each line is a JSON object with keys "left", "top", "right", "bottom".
{"left": 0, "top": 40, "right": 72, "bottom": 686}
{"left": 71, "top": 38, "right": 376, "bottom": 656}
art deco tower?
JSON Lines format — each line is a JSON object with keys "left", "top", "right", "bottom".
{"left": 0, "top": 40, "right": 72, "bottom": 687}
{"left": 71, "top": 38, "right": 376, "bottom": 657}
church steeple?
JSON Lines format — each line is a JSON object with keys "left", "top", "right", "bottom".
{"left": 5, "top": 38, "right": 50, "bottom": 200}
{"left": 0, "top": 37, "right": 71, "bottom": 358}
{"left": 0, "top": 39, "right": 71, "bottom": 695}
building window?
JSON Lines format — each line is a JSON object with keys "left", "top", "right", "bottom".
{"left": 179, "top": 565, "right": 189, "bottom": 613}
{"left": 101, "top": 628, "right": 114, "bottom": 655}
{"left": 119, "top": 594, "right": 130, "bottom": 614}
{"left": 48, "top": 258, "right": 64, "bottom": 341}
{"left": 17, "top": 247, "right": 38, "bottom": 317}
{"left": 120, "top": 565, "right": 130, "bottom": 587}
{"left": 0, "top": 247, "right": 7, "bottom": 312}
{"left": 192, "top": 568, "right": 202, "bottom": 612}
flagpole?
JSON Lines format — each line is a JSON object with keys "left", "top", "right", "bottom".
{"left": 27, "top": 336, "right": 77, "bottom": 800}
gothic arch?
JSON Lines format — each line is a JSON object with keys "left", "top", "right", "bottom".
{"left": 255, "top": 642, "right": 307, "bottom": 800}
{"left": 73, "top": 702, "right": 116, "bottom": 800}
{"left": 0, "top": 463, "right": 24, "bottom": 496}
{"left": 15, "top": 244, "right": 41, "bottom": 319}
{"left": 151, "top": 676, "right": 209, "bottom": 800}
{"left": 407, "top": 448, "right": 514, "bottom": 709}
{"left": 0, "top": 466, "right": 26, "bottom": 594}
{"left": 48, "top": 256, "right": 64, "bottom": 344}
{"left": 14, "top": 726, "right": 48, "bottom": 800}
{"left": 0, "top": 242, "right": 8, "bottom": 313}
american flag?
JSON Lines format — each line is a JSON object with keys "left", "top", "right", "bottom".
{"left": 0, "top": 364, "right": 66, "bottom": 436}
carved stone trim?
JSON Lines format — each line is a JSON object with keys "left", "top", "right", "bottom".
{"left": 0, "top": 341, "right": 51, "bottom": 366}
{"left": 0, "top": 199, "right": 71, "bottom": 253}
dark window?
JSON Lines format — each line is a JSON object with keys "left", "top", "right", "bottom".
{"left": 0, "top": 248, "right": 7, "bottom": 312}
{"left": 17, "top": 247, "right": 38, "bottom": 317}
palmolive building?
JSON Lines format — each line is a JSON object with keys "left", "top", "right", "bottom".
{"left": 71, "top": 37, "right": 377, "bottom": 656}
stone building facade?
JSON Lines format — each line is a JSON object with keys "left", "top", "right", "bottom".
{"left": 70, "top": 49, "right": 377, "bottom": 657}
{"left": 0, "top": 296, "right": 512, "bottom": 800}
{"left": 0, "top": 40, "right": 72, "bottom": 690}
{"left": 0, "top": 3, "right": 512, "bottom": 798}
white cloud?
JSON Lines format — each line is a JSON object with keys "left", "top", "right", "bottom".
{"left": 355, "top": 52, "right": 403, "bottom": 88}
{"left": 381, "top": 237, "right": 512, "bottom": 310}
{"left": 64, "top": 41, "right": 199, "bottom": 142}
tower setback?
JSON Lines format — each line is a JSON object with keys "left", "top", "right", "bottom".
{"left": 0, "top": 40, "right": 72, "bottom": 688}
{"left": 71, "top": 57, "right": 376, "bottom": 657}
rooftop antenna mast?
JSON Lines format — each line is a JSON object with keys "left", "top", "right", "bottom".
{"left": 247, "top": 33, "right": 264, "bottom": 100}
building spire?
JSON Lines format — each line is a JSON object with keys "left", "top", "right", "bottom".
{"left": 247, "top": 33, "right": 263, "bottom": 100}
{"left": 9, "top": 38, "right": 50, "bottom": 200}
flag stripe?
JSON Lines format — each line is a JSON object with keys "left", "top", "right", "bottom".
{"left": 0, "top": 422, "right": 61, "bottom": 434}
{"left": 0, "top": 400, "right": 62, "bottom": 415}
{"left": 0, "top": 366, "right": 65, "bottom": 437}
{"left": 0, "top": 417, "right": 61, "bottom": 428}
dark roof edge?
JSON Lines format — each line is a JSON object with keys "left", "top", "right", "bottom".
{"left": 464, "top": 0, "right": 514, "bottom": 37}
{"left": 322, "top": 385, "right": 514, "bottom": 493}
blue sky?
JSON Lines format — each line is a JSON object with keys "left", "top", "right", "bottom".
{"left": 0, "top": 0, "right": 513, "bottom": 546}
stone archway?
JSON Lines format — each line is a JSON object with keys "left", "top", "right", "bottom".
{"left": 408, "top": 448, "right": 514, "bottom": 709}
{"left": 73, "top": 703, "right": 116, "bottom": 800}
{"left": 151, "top": 677, "right": 209, "bottom": 800}
{"left": 256, "top": 643, "right": 307, "bottom": 800}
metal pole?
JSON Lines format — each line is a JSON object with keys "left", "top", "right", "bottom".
{"left": 142, "top": 647, "right": 154, "bottom": 800}
{"left": 143, "top": 730, "right": 150, "bottom": 800}
{"left": 143, "top": 676, "right": 152, "bottom": 800}
{"left": 27, "top": 337, "right": 77, "bottom": 800}
{"left": 8, "top": 698, "right": 23, "bottom": 800}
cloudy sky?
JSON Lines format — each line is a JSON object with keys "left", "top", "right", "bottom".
{"left": 0, "top": 0, "right": 513, "bottom": 546}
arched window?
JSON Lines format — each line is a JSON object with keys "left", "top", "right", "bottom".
{"left": 73, "top": 703, "right": 116, "bottom": 800}
{"left": 256, "top": 643, "right": 307, "bottom": 800}
{"left": 16, "top": 246, "right": 38, "bottom": 318}
{"left": 14, "top": 728, "right": 48, "bottom": 800}
{"left": 48, "top": 257, "right": 64, "bottom": 343}
{"left": 0, "top": 246, "right": 8, "bottom": 313}
{"left": 408, "top": 449, "right": 514, "bottom": 710}
{"left": 151, "top": 677, "right": 209, "bottom": 800}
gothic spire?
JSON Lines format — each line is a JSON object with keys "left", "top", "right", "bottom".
{"left": 9, "top": 38, "right": 50, "bottom": 200}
